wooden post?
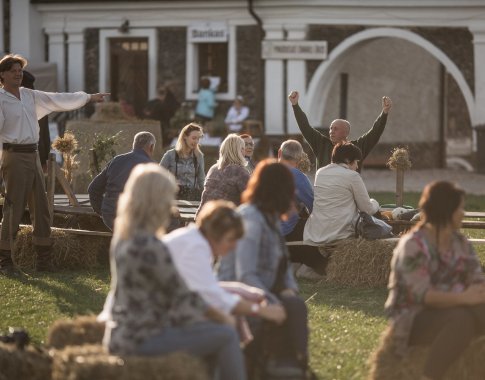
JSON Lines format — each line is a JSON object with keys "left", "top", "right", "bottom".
{"left": 396, "top": 168, "right": 404, "bottom": 207}
{"left": 54, "top": 164, "right": 80, "bottom": 206}
{"left": 46, "top": 153, "right": 56, "bottom": 226}
{"left": 89, "top": 148, "right": 100, "bottom": 176}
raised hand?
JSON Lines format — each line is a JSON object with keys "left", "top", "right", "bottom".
{"left": 382, "top": 96, "right": 392, "bottom": 114}
{"left": 288, "top": 91, "right": 299, "bottom": 106}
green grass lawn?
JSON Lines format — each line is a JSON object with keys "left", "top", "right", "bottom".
{"left": 0, "top": 191, "right": 484, "bottom": 378}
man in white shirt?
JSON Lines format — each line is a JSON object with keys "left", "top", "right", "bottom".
{"left": 224, "top": 96, "right": 249, "bottom": 133}
{"left": 0, "top": 54, "right": 108, "bottom": 273}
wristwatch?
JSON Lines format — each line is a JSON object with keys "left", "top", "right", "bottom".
{"left": 250, "top": 303, "right": 260, "bottom": 316}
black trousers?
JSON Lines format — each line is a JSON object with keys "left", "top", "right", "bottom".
{"left": 245, "top": 294, "right": 308, "bottom": 378}
{"left": 409, "top": 303, "right": 485, "bottom": 380}
{"left": 285, "top": 218, "right": 328, "bottom": 275}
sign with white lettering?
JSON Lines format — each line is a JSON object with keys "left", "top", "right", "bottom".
{"left": 188, "top": 22, "right": 228, "bottom": 43}
{"left": 262, "top": 41, "right": 328, "bottom": 60}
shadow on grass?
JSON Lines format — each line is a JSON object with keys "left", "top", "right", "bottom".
{"left": 299, "top": 280, "right": 388, "bottom": 319}
{"left": 5, "top": 266, "right": 110, "bottom": 316}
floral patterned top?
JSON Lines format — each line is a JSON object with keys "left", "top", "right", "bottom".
{"left": 384, "top": 228, "right": 485, "bottom": 355}
{"left": 198, "top": 163, "right": 250, "bottom": 214}
{"left": 103, "top": 233, "right": 208, "bottom": 355}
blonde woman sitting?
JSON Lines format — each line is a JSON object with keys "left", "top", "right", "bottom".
{"left": 101, "top": 163, "right": 246, "bottom": 380}
{"left": 197, "top": 134, "right": 250, "bottom": 216}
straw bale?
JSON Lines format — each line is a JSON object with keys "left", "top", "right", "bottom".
{"left": 12, "top": 226, "right": 107, "bottom": 271}
{"left": 53, "top": 213, "right": 110, "bottom": 232}
{"left": 52, "top": 344, "right": 209, "bottom": 380}
{"left": 0, "top": 342, "right": 52, "bottom": 380}
{"left": 47, "top": 316, "right": 105, "bottom": 349}
{"left": 368, "top": 326, "right": 485, "bottom": 380}
{"left": 323, "top": 238, "right": 397, "bottom": 287}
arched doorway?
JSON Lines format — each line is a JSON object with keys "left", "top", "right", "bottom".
{"left": 304, "top": 27, "right": 475, "bottom": 169}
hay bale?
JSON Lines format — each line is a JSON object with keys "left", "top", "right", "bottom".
{"left": 52, "top": 345, "right": 210, "bottom": 380}
{"left": 0, "top": 342, "right": 52, "bottom": 380}
{"left": 47, "top": 316, "right": 105, "bottom": 349}
{"left": 53, "top": 213, "right": 110, "bottom": 232}
{"left": 13, "top": 226, "right": 109, "bottom": 271}
{"left": 323, "top": 238, "right": 397, "bottom": 287}
{"left": 368, "top": 326, "right": 485, "bottom": 379}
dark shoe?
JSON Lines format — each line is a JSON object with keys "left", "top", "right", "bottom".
{"left": 35, "top": 245, "right": 53, "bottom": 272}
{"left": 0, "top": 264, "right": 19, "bottom": 276}
{"left": 0, "top": 249, "right": 14, "bottom": 270}
{"left": 265, "top": 358, "right": 306, "bottom": 378}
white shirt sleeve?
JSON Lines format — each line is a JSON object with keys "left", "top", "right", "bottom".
{"left": 165, "top": 230, "right": 240, "bottom": 314}
{"left": 32, "top": 90, "right": 90, "bottom": 120}
{"left": 350, "top": 172, "right": 379, "bottom": 214}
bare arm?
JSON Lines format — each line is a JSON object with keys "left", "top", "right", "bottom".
{"left": 231, "top": 300, "right": 286, "bottom": 324}
{"left": 424, "top": 283, "right": 485, "bottom": 308}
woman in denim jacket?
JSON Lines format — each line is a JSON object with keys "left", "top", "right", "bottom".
{"left": 218, "top": 159, "right": 309, "bottom": 378}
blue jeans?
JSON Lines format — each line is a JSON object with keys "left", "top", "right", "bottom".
{"left": 102, "top": 213, "right": 115, "bottom": 231}
{"left": 136, "top": 322, "right": 246, "bottom": 380}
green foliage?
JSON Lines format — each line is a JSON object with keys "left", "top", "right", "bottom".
{"left": 91, "top": 131, "right": 122, "bottom": 175}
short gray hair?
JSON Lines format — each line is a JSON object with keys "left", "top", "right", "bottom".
{"left": 133, "top": 131, "right": 156, "bottom": 150}
{"left": 280, "top": 139, "right": 303, "bottom": 162}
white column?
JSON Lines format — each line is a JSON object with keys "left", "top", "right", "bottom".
{"left": 66, "top": 30, "right": 85, "bottom": 92}
{"left": 46, "top": 29, "right": 66, "bottom": 92}
{"left": 10, "top": 0, "right": 44, "bottom": 61}
{"left": 0, "top": 0, "right": 4, "bottom": 54}
{"left": 471, "top": 25, "right": 485, "bottom": 127}
{"left": 285, "top": 25, "right": 307, "bottom": 134}
{"left": 264, "top": 25, "right": 285, "bottom": 135}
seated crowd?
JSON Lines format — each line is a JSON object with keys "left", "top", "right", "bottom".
{"left": 90, "top": 86, "right": 484, "bottom": 379}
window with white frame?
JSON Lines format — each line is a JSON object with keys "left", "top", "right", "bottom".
{"left": 186, "top": 23, "right": 235, "bottom": 100}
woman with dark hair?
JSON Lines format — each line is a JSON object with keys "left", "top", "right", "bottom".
{"left": 385, "top": 181, "right": 485, "bottom": 380}
{"left": 160, "top": 123, "right": 205, "bottom": 200}
{"left": 304, "top": 142, "right": 379, "bottom": 244}
{"left": 218, "top": 159, "right": 310, "bottom": 378}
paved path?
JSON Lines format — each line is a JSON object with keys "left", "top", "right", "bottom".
{"left": 361, "top": 169, "right": 485, "bottom": 195}
{"left": 307, "top": 168, "right": 485, "bottom": 195}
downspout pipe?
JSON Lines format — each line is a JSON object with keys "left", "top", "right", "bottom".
{"left": 247, "top": 0, "right": 264, "bottom": 37}
{"left": 247, "top": 0, "right": 266, "bottom": 131}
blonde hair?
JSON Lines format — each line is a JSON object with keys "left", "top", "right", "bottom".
{"left": 113, "top": 163, "right": 177, "bottom": 240}
{"left": 175, "top": 123, "right": 203, "bottom": 157}
{"left": 217, "top": 134, "right": 246, "bottom": 170}
{"left": 197, "top": 200, "right": 244, "bottom": 242}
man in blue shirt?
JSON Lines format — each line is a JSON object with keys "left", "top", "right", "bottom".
{"left": 88, "top": 131, "right": 156, "bottom": 230}
{"left": 278, "top": 140, "right": 327, "bottom": 278}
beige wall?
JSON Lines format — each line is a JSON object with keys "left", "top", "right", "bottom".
{"left": 322, "top": 38, "right": 442, "bottom": 144}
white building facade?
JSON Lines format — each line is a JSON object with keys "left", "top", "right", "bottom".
{"left": 3, "top": 0, "right": 485, "bottom": 169}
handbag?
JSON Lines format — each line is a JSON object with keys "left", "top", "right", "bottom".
{"left": 355, "top": 211, "right": 393, "bottom": 240}
{"left": 174, "top": 152, "right": 202, "bottom": 201}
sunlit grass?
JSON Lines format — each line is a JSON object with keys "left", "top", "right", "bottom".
{"left": 0, "top": 191, "right": 483, "bottom": 378}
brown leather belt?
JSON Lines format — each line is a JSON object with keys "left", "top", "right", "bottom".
{"left": 3, "top": 143, "right": 38, "bottom": 153}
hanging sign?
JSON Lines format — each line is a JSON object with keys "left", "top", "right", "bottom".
{"left": 262, "top": 40, "right": 328, "bottom": 60}
{"left": 188, "top": 22, "right": 228, "bottom": 43}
